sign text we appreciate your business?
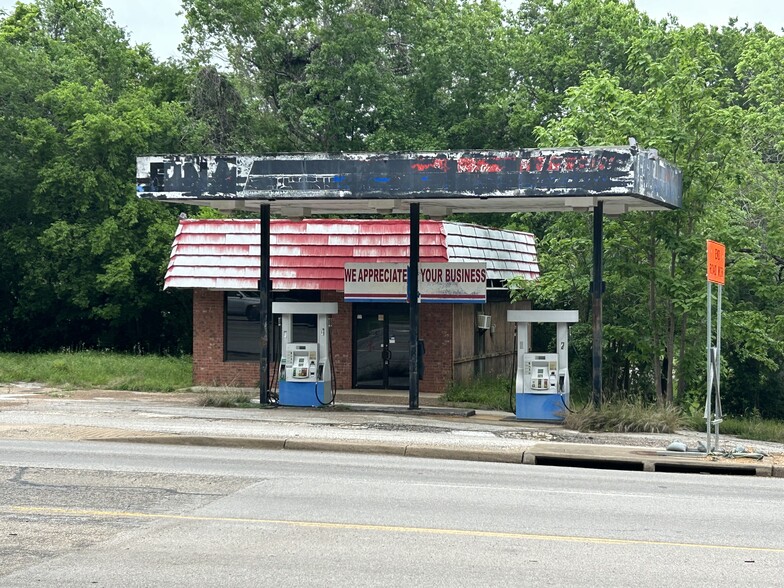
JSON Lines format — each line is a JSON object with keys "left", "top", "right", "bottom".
{"left": 344, "top": 262, "right": 487, "bottom": 303}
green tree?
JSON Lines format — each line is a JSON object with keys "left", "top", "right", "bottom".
{"left": 182, "top": 0, "right": 518, "bottom": 152}
{"left": 513, "top": 17, "right": 784, "bottom": 417}
{"left": 0, "top": 0, "right": 196, "bottom": 353}
{"left": 506, "top": 0, "right": 657, "bottom": 146}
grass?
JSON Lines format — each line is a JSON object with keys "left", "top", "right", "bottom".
{"left": 443, "top": 378, "right": 688, "bottom": 433}
{"left": 562, "top": 400, "right": 685, "bottom": 434}
{"left": 442, "top": 376, "right": 514, "bottom": 412}
{"left": 707, "top": 416, "right": 784, "bottom": 445}
{"left": 197, "top": 389, "right": 256, "bottom": 408}
{"left": 0, "top": 351, "right": 192, "bottom": 392}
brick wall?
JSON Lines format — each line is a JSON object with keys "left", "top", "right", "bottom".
{"left": 322, "top": 291, "right": 352, "bottom": 389}
{"left": 193, "top": 290, "right": 259, "bottom": 386}
{"left": 192, "top": 290, "right": 453, "bottom": 394}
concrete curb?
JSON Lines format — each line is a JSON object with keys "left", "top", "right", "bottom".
{"left": 97, "top": 436, "right": 286, "bottom": 450}
{"left": 404, "top": 444, "right": 523, "bottom": 463}
{"left": 96, "top": 434, "right": 519, "bottom": 463}
{"left": 283, "top": 438, "right": 406, "bottom": 456}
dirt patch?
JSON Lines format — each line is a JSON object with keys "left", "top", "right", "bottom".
{"left": 0, "top": 384, "right": 201, "bottom": 404}
{"left": 701, "top": 452, "right": 784, "bottom": 466}
{"left": 0, "top": 424, "right": 166, "bottom": 441}
{"left": 769, "top": 453, "right": 784, "bottom": 466}
{"left": 59, "top": 389, "right": 201, "bottom": 403}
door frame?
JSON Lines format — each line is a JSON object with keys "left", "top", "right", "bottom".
{"left": 352, "top": 303, "right": 409, "bottom": 390}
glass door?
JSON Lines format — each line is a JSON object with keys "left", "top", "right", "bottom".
{"left": 353, "top": 304, "right": 409, "bottom": 389}
{"left": 386, "top": 309, "right": 410, "bottom": 389}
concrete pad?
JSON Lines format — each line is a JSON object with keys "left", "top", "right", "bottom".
{"left": 523, "top": 442, "right": 774, "bottom": 476}
{"left": 404, "top": 444, "right": 523, "bottom": 464}
{"left": 334, "top": 404, "right": 476, "bottom": 417}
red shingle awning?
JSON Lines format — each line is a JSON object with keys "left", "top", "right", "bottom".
{"left": 164, "top": 219, "right": 538, "bottom": 291}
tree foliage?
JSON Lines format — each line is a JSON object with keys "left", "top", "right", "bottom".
{"left": 0, "top": 0, "right": 197, "bottom": 352}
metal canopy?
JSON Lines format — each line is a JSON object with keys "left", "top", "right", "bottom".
{"left": 136, "top": 146, "right": 682, "bottom": 410}
{"left": 136, "top": 147, "right": 682, "bottom": 215}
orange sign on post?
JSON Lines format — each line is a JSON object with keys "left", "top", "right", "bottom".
{"left": 707, "top": 240, "right": 725, "bottom": 285}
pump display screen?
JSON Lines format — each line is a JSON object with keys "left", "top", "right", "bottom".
{"left": 523, "top": 354, "right": 558, "bottom": 394}
{"left": 285, "top": 344, "right": 319, "bottom": 382}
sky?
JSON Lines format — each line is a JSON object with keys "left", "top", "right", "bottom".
{"left": 0, "top": 0, "right": 782, "bottom": 60}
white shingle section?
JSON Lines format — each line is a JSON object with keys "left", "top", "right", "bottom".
{"left": 443, "top": 221, "right": 539, "bottom": 281}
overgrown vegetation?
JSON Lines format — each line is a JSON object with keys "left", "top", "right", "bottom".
{"left": 442, "top": 376, "right": 514, "bottom": 412}
{"left": 0, "top": 351, "right": 192, "bottom": 392}
{"left": 445, "top": 379, "right": 686, "bottom": 432}
{"left": 197, "top": 389, "right": 255, "bottom": 408}
{"left": 562, "top": 400, "right": 685, "bottom": 434}
{"left": 696, "top": 416, "right": 784, "bottom": 445}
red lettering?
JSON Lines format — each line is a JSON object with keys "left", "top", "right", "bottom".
{"left": 457, "top": 157, "right": 503, "bottom": 173}
{"left": 411, "top": 157, "right": 448, "bottom": 172}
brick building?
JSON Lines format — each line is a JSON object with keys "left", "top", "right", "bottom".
{"left": 165, "top": 219, "right": 538, "bottom": 395}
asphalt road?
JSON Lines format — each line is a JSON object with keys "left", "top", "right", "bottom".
{"left": 1, "top": 440, "right": 782, "bottom": 587}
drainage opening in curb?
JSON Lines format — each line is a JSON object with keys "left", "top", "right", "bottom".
{"left": 654, "top": 463, "right": 757, "bottom": 476}
{"left": 534, "top": 456, "right": 644, "bottom": 471}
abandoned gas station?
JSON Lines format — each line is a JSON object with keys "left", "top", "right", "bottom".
{"left": 137, "top": 147, "right": 682, "bottom": 412}
{"left": 163, "top": 217, "right": 537, "bottom": 396}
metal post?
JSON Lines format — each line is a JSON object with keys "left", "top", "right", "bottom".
{"left": 409, "top": 203, "right": 420, "bottom": 410}
{"left": 259, "top": 204, "right": 271, "bottom": 405}
{"left": 591, "top": 201, "right": 604, "bottom": 408}
{"left": 706, "top": 281, "right": 712, "bottom": 452}
{"left": 715, "top": 284, "right": 722, "bottom": 447}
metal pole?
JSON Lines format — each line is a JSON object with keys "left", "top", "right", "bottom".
{"left": 706, "top": 281, "right": 712, "bottom": 452}
{"left": 715, "top": 284, "right": 722, "bottom": 447}
{"left": 591, "top": 201, "right": 604, "bottom": 408}
{"left": 259, "top": 204, "right": 271, "bottom": 405}
{"left": 409, "top": 203, "right": 420, "bottom": 410}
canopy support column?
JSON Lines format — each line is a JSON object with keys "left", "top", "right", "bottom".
{"left": 591, "top": 200, "right": 604, "bottom": 408}
{"left": 259, "top": 204, "right": 271, "bottom": 405}
{"left": 409, "top": 203, "right": 420, "bottom": 410}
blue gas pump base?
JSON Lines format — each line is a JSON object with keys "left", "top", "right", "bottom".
{"left": 278, "top": 381, "right": 330, "bottom": 407}
{"left": 515, "top": 393, "right": 567, "bottom": 422}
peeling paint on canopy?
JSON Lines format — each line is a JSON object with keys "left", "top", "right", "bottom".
{"left": 136, "top": 147, "right": 682, "bottom": 216}
{"left": 164, "top": 219, "right": 539, "bottom": 291}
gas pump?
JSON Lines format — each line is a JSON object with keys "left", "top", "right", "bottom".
{"left": 273, "top": 302, "right": 338, "bottom": 407}
{"left": 507, "top": 310, "right": 579, "bottom": 421}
